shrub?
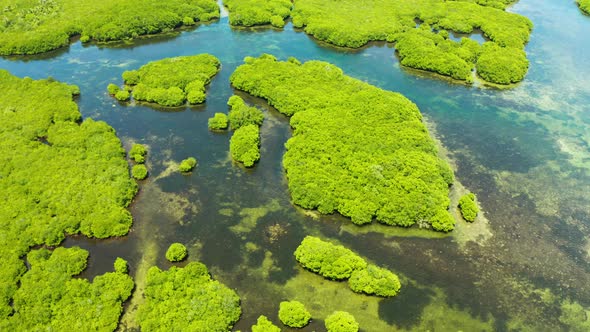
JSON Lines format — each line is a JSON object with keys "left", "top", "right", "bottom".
{"left": 129, "top": 144, "right": 147, "bottom": 163}
{"left": 107, "top": 83, "right": 120, "bottom": 95}
{"left": 348, "top": 264, "right": 401, "bottom": 297}
{"left": 278, "top": 301, "right": 311, "bottom": 328}
{"left": 122, "top": 70, "right": 140, "bottom": 85}
{"left": 230, "top": 124, "right": 260, "bottom": 167}
{"left": 252, "top": 315, "right": 281, "bottom": 332}
{"left": 294, "top": 236, "right": 366, "bottom": 280}
{"left": 476, "top": 43, "right": 529, "bottom": 84}
{"left": 132, "top": 164, "right": 148, "bottom": 180}
{"left": 179, "top": 157, "right": 197, "bottom": 172}
{"left": 458, "top": 192, "right": 479, "bottom": 222}
{"left": 115, "top": 90, "right": 130, "bottom": 101}
{"left": 166, "top": 243, "right": 188, "bottom": 262}
{"left": 208, "top": 113, "right": 229, "bottom": 130}
{"left": 325, "top": 311, "right": 359, "bottom": 332}
{"left": 114, "top": 257, "right": 128, "bottom": 274}
{"left": 227, "top": 95, "right": 264, "bottom": 130}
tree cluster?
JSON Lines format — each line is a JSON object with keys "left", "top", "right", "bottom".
{"left": 458, "top": 192, "right": 479, "bottom": 222}
{"left": 230, "top": 124, "right": 260, "bottom": 167}
{"left": 208, "top": 113, "right": 229, "bottom": 130}
{"left": 325, "top": 311, "right": 359, "bottom": 332}
{"left": 0, "top": 71, "right": 137, "bottom": 318}
{"left": 224, "top": 0, "right": 291, "bottom": 27}
{"left": 0, "top": 0, "right": 220, "bottom": 55}
{"left": 120, "top": 54, "right": 220, "bottom": 107}
{"left": 294, "top": 236, "right": 401, "bottom": 297}
{"left": 138, "top": 262, "right": 241, "bottom": 331}
{"left": 165, "top": 243, "right": 188, "bottom": 261}
{"left": 230, "top": 55, "right": 455, "bottom": 230}
{"left": 278, "top": 300, "right": 311, "bottom": 328}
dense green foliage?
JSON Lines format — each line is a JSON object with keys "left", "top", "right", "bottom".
{"left": 0, "top": 247, "right": 134, "bottom": 331}
{"left": 294, "top": 237, "right": 401, "bottom": 297}
{"left": 129, "top": 143, "right": 147, "bottom": 163}
{"left": 107, "top": 83, "right": 120, "bottom": 95}
{"left": 0, "top": 71, "right": 137, "bottom": 317}
{"left": 179, "top": 157, "right": 198, "bottom": 172}
{"left": 227, "top": 95, "right": 264, "bottom": 130}
{"left": 278, "top": 301, "right": 311, "bottom": 328}
{"left": 476, "top": 43, "right": 529, "bottom": 84}
{"left": 325, "top": 311, "right": 359, "bottom": 332}
{"left": 165, "top": 243, "right": 188, "bottom": 262}
{"left": 252, "top": 315, "right": 281, "bottom": 332}
{"left": 458, "top": 192, "right": 479, "bottom": 222}
{"left": 0, "top": 0, "right": 220, "bottom": 55}
{"left": 138, "top": 262, "right": 241, "bottom": 331}
{"left": 231, "top": 55, "right": 455, "bottom": 230}
{"left": 208, "top": 113, "right": 229, "bottom": 130}
{"left": 579, "top": 0, "right": 590, "bottom": 15}
{"left": 224, "top": 0, "right": 291, "bottom": 27}
{"left": 122, "top": 54, "right": 220, "bottom": 106}
{"left": 290, "top": 0, "right": 533, "bottom": 84}
{"left": 132, "top": 164, "right": 148, "bottom": 180}
{"left": 115, "top": 89, "right": 130, "bottom": 101}
{"left": 114, "top": 257, "right": 128, "bottom": 274}
{"left": 294, "top": 236, "right": 367, "bottom": 280}
{"left": 348, "top": 264, "right": 401, "bottom": 297}
{"left": 230, "top": 124, "right": 260, "bottom": 167}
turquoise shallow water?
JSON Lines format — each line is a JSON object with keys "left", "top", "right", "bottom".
{"left": 2, "top": 0, "right": 590, "bottom": 330}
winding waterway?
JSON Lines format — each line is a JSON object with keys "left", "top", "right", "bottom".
{"left": 2, "top": 0, "right": 590, "bottom": 330}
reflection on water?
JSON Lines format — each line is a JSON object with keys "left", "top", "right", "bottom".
{"left": 2, "top": 0, "right": 590, "bottom": 330}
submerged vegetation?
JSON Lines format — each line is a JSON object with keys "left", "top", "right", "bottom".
{"left": 231, "top": 55, "right": 455, "bottom": 230}
{"left": 0, "top": 0, "right": 220, "bottom": 55}
{"left": 0, "top": 247, "right": 134, "bottom": 331}
{"left": 0, "top": 71, "right": 137, "bottom": 318}
{"left": 294, "top": 236, "right": 401, "bottom": 297}
{"left": 458, "top": 193, "right": 479, "bottom": 222}
{"left": 138, "top": 262, "right": 241, "bottom": 331}
{"left": 224, "top": 0, "right": 291, "bottom": 27}
{"left": 120, "top": 54, "right": 220, "bottom": 106}
{"left": 325, "top": 311, "right": 359, "bottom": 332}
{"left": 278, "top": 300, "right": 311, "bottom": 328}
{"left": 291, "top": 0, "right": 532, "bottom": 84}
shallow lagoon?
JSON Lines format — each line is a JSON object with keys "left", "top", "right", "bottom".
{"left": 2, "top": 0, "right": 590, "bottom": 330}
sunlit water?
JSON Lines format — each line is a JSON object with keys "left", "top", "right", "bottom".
{"left": 2, "top": 0, "right": 590, "bottom": 330}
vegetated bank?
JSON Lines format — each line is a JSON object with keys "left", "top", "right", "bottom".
{"left": 290, "top": 0, "right": 533, "bottom": 85}
{"left": 0, "top": 0, "right": 220, "bottom": 55}
{"left": 230, "top": 55, "right": 456, "bottom": 231}
{"left": 224, "top": 0, "right": 292, "bottom": 27}
{"left": 578, "top": 0, "right": 590, "bottom": 15}
{"left": 117, "top": 54, "right": 220, "bottom": 107}
{"left": 0, "top": 71, "right": 137, "bottom": 325}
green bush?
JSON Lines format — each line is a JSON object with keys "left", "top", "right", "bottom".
{"left": 227, "top": 95, "right": 264, "bottom": 130}
{"left": 230, "top": 124, "right": 260, "bottom": 167}
{"left": 138, "top": 262, "right": 241, "bottom": 331}
{"left": 325, "top": 311, "right": 359, "bottom": 332}
{"left": 166, "top": 243, "right": 188, "bottom": 262}
{"left": 107, "top": 83, "right": 120, "bottom": 95}
{"left": 129, "top": 143, "right": 147, "bottom": 163}
{"left": 252, "top": 315, "right": 281, "bottom": 332}
{"left": 278, "top": 301, "right": 311, "bottom": 328}
{"left": 115, "top": 90, "right": 130, "bottom": 101}
{"left": 0, "top": 0, "right": 220, "bottom": 55}
{"left": 208, "top": 113, "right": 229, "bottom": 130}
{"left": 348, "top": 264, "right": 401, "bottom": 297}
{"left": 0, "top": 71, "right": 137, "bottom": 317}
{"left": 120, "top": 54, "right": 220, "bottom": 107}
{"left": 294, "top": 236, "right": 367, "bottom": 280}
{"left": 579, "top": 0, "right": 590, "bottom": 15}
{"left": 476, "top": 43, "right": 529, "bottom": 84}
{"left": 225, "top": 0, "right": 291, "bottom": 27}
{"left": 458, "top": 192, "right": 479, "bottom": 222}
{"left": 132, "top": 164, "right": 148, "bottom": 180}
{"left": 230, "top": 55, "right": 455, "bottom": 229}
{"left": 114, "top": 257, "right": 128, "bottom": 274}
{"left": 179, "top": 157, "right": 197, "bottom": 172}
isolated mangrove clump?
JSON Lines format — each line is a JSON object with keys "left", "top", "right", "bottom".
{"left": 132, "top": 164, "right": 148, "bottom": 180}
{"left": 121, "top": 54, "right": 220, "bottom": 107}
{"left": 252, "top": 315, "right": 281, "bottom": 332}
{"left": 278, "top": 300, "right": 311, "bottom": 328}
{"left": 0, "top": 0, "right": 220, "bottom": 55}
{"left": 325, "top": 311, "right": 359, "bottom": 332}
{"left": 129, "top": 143, "right": 147, "bottom": 163}
{"left": 208, "top": 113, "right": 229, "bottom": 130}
{"left": 179, "top": 157, "right": 198, "bottom": 172}
{"left": 458, "top": 192, "right": 480, "bottom": 222}
{"left": 138, "top": 262, "right": 241, "bottom": 331}
{"left": 230, "top": 55, "right": 455, "bottom": 231}
{"left": 165, "top": 243, "right": 188, "bottom": 262}
{"left": 230, "top": 124, "right": 260, "bottom": 167}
